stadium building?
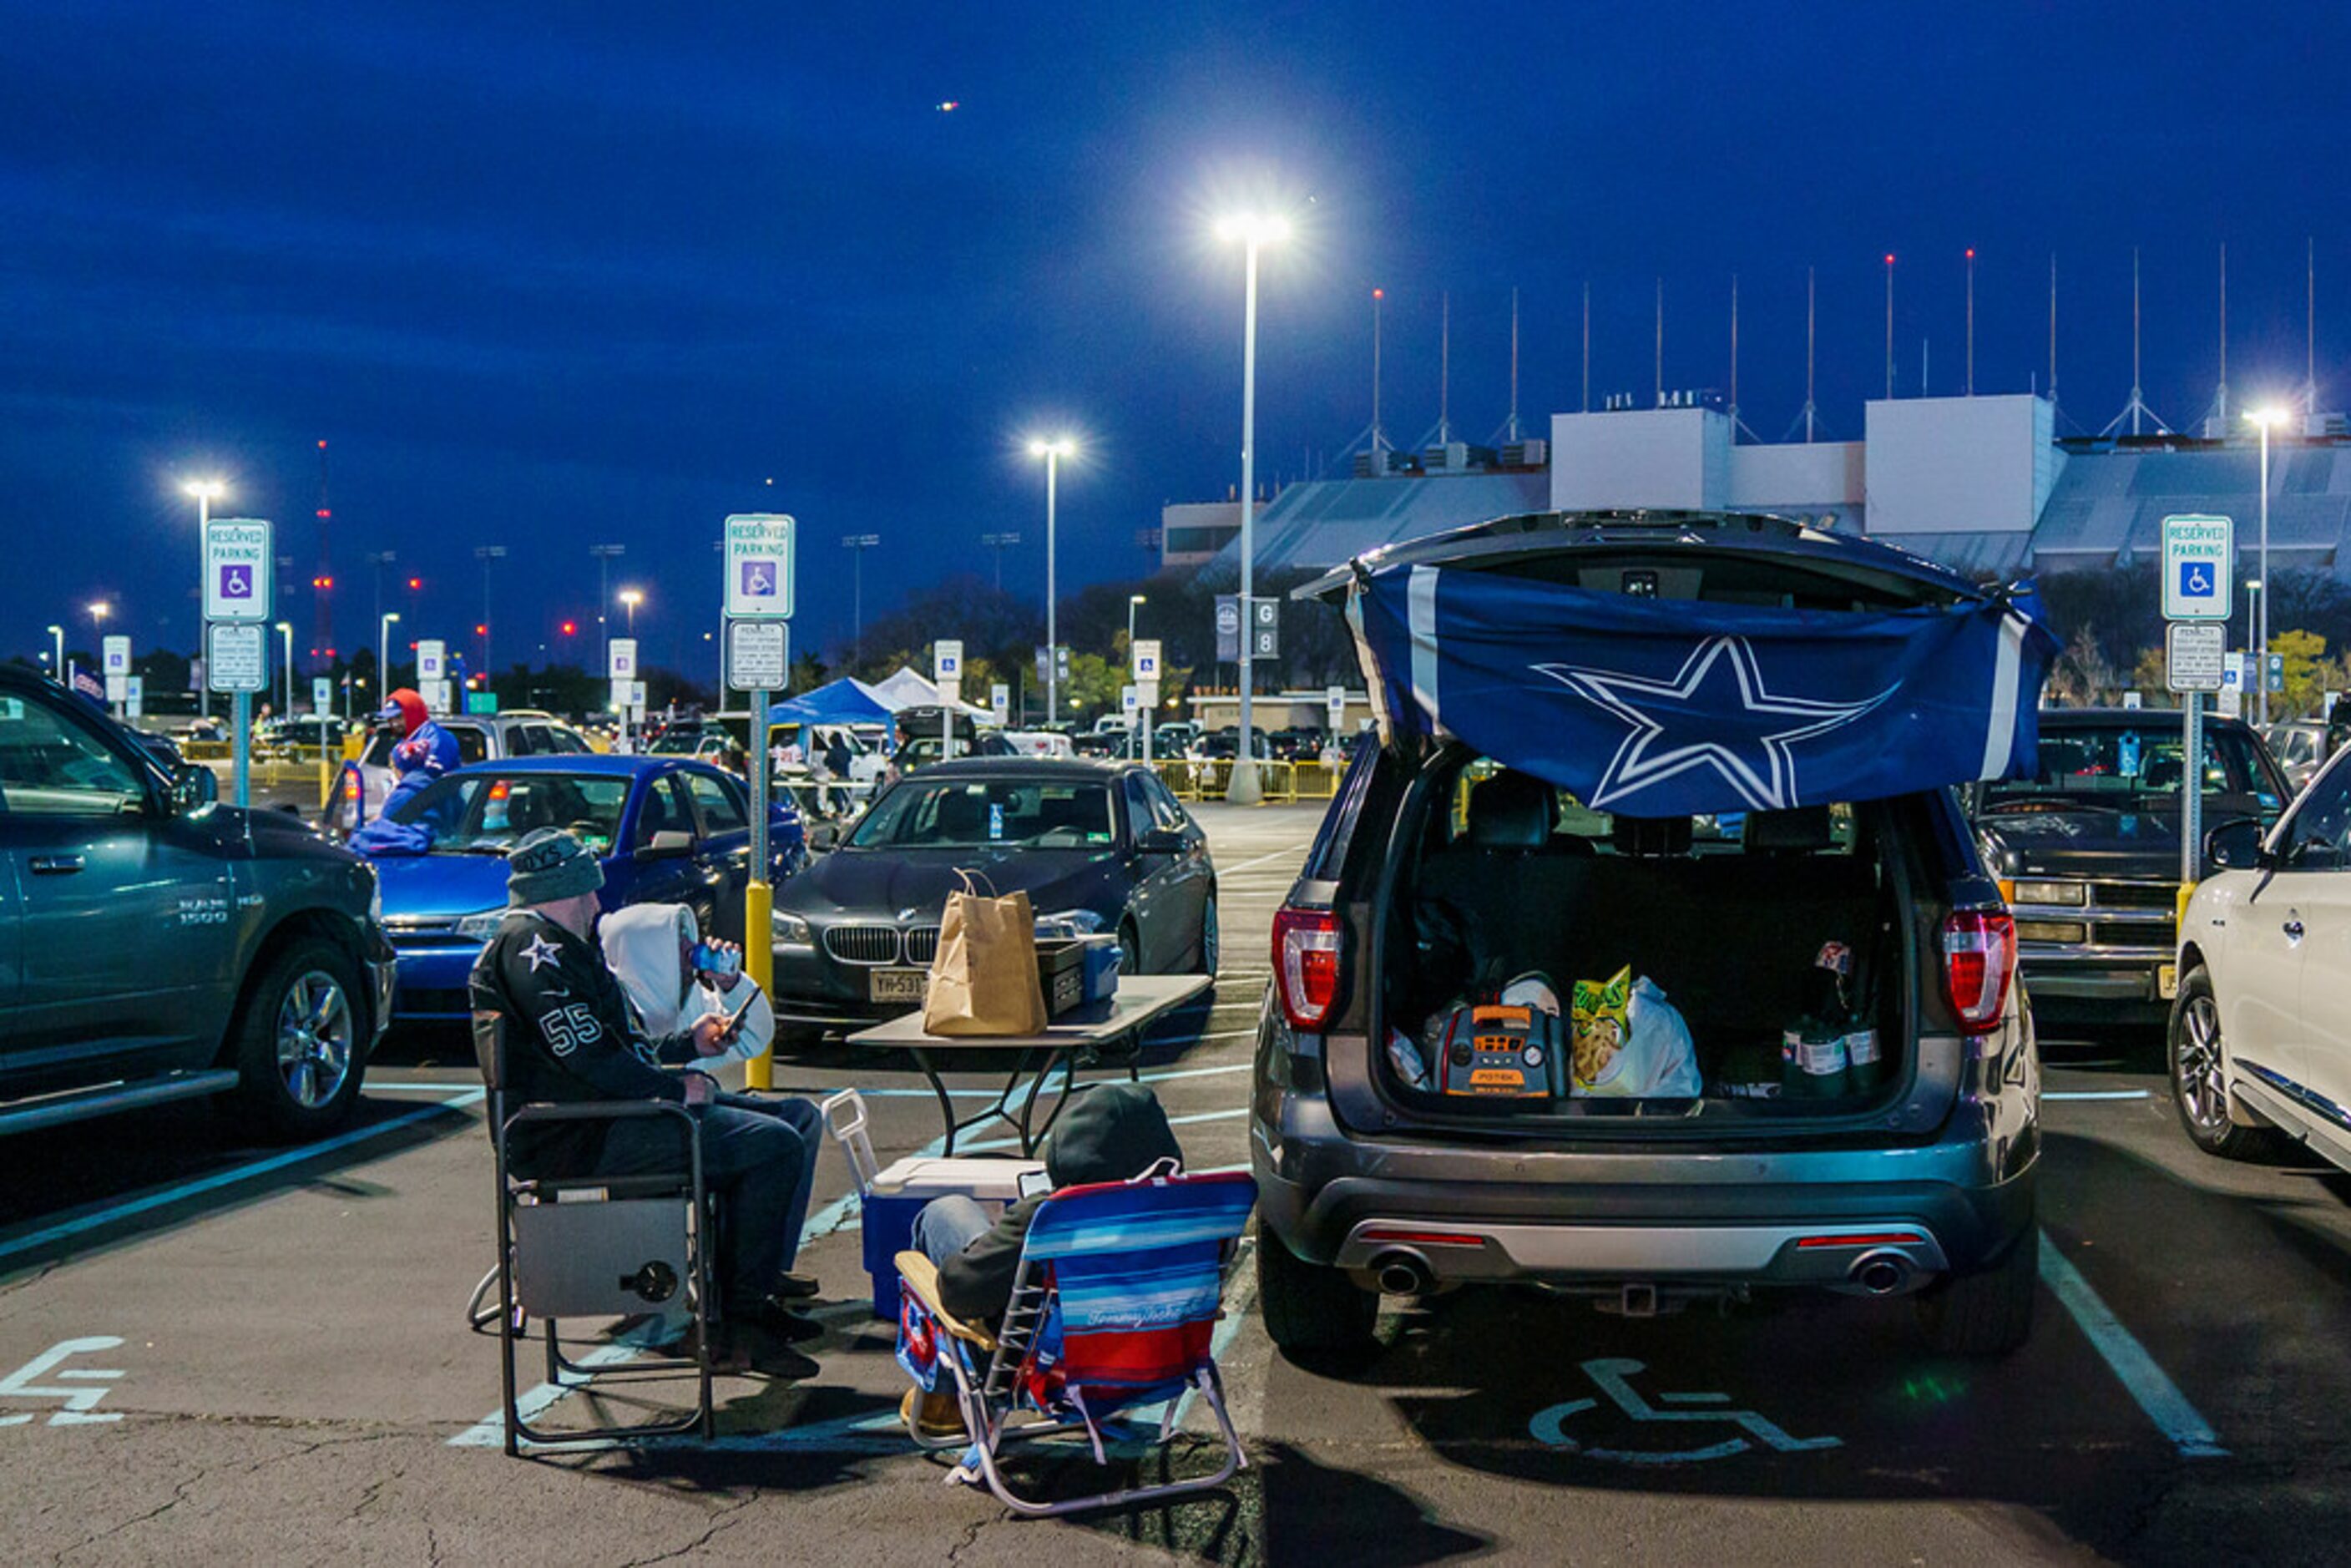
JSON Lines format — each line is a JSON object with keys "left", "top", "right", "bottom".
{"left": 1174, "top": 393, "right": 2351, "bottom": 585}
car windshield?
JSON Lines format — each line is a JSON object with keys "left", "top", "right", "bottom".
{"left": 1979, "top": 723, "right": 2277, "bottom": 812}
{"left": 847, "top": 779, "right": 1115, "bottom": 850}
{"left": 648, "top": 731, "right": 704, "bottom": 754}
{"left": 386, "top": 771, "right": 631, "bottom": 856}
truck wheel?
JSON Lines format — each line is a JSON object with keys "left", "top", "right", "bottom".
{"left": 1257, "top": 1230, "right": 1378, "bottom": 1366}
{"left": 1914, "top": 1222, "right": 2038, "bottom": 1358}
{"left": 230, "top": 938, "right": 367, "bottom": 1141}
{"left": 2168, "top": 965, "right": 2282, "bottom": 1161}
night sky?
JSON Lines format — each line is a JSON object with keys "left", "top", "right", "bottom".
{"left": 8, "top": 1, "right": 2346, "bottom": 682}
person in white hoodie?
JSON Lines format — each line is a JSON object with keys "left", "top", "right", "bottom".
{"left": 599, "top": 904, "right": 826, "bottom": 1320}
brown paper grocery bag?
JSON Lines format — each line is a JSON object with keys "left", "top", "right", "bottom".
{"left": 923, "top": 871, "right": 1047, "bottom": 1036}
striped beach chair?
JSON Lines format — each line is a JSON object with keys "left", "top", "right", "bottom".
{"left": 895, "top": 1167, "right": 1256, "bottom": 1517}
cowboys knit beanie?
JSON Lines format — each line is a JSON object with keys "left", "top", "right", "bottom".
{"left": 507, "top": 827, "right": 605, "bottom": 907}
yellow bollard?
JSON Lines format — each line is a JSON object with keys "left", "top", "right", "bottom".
{"left": 744, "top": 878, "right": 774, "bottom": 1090}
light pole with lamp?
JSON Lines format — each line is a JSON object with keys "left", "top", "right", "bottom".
{"left": 274, "top": 621, "right": 296, "bottom": 717}
{"left": 1026, "top": 438, "right": 1075, "bottom": 724}
{"left": 2247, "top": 407, "right": 2289, "bottom": 726}
{"left": 183, "top": 478, "right": 227, "bottom": 718}
{"left": 474, "top": 545, "right": 507, "bottom": 706}
{"left": 841, "top": 534, "right": 881, "bottom": 670}
{"left": 1214, "top": 212, "right": 1288, "bottom": 804}
{"left": 619, "top": 588, "right": 643, "bottom": 637}
{"left": 46, "top": 625, "right": 63, "bottom": 680}
{"left": 981, "top": 531, "right": 1020, "bottom": 591}
{"left": 378, "top": 613, "right": 401, "bottom": 705}
{"left": 589, "top": 544, "right": 624, "bottom": 675}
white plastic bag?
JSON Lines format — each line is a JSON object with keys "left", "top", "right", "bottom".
{"left": 1571, "top": 974, "right": 1700, "bottom": 1098}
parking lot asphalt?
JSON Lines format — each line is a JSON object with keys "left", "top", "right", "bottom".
{"left": 6, "top": 801, "right": 2351, "bottom": 1565}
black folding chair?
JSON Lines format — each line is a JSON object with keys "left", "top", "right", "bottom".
{"left": 473, "top": 1011, "right": 716, "bottom": 1454}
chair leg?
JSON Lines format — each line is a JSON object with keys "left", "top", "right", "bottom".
{"left": 965, "top": 1368, "right": 1251, "bottom": 1519}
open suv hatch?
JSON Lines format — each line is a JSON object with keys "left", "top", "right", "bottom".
{"left": 1250, "top": 511, "right": 2042, "bottom": 1360}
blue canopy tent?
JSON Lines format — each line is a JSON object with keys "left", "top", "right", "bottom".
{"left": 767, "top": 677, "right": 893, "bottom": 728}
{"left": 1344, "top": 555, "right": 2060, "bottom": 817}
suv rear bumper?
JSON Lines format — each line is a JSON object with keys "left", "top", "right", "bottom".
{"left": 1252, "top": 1090, "right": 2037, "bottom": 1289}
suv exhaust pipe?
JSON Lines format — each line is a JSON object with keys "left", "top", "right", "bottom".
{"left": 1371, "top": 1251, "right": 1433, "bottom": 1297}
{"left": 1849, "top": 1251, "right": 1914, "bottom": 1295}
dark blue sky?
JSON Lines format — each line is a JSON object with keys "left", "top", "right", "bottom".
{"left": 7, "top": 1, "right": 2344, "bottom": 680}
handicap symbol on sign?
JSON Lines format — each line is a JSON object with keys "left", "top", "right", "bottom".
{"left": 0, "top": 1337, "right": 128, "bottom": 1427}
{"left": 1528, "top": 1357, "right": 1839, "bottom": 1464}
{"left": 2180, "top": 562, "right": 2214, "bottom": 599}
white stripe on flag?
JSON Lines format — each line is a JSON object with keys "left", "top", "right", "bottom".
{"left": 1979, "top": 610, "right": 2025, "bottom": 781}
{"left": 1345, "top": 580, "right": 1393, "bottom": 739}
{"left": 1408, "top": 565, "right": 1443, "bottom": 736}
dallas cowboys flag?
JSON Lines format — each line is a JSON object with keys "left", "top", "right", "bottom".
{"left": 1347, "top": 564, "right": 2057, "bottom": 817}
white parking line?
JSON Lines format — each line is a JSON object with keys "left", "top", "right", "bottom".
{"left": 0, "top": 1085, "right": 485, "bottom": 1266}
{"left": 2040, "top": 1230, "right": 2226, "bottom": 1459}
{"left": 1216, "top": 842, "right": 1319, "bottom": 875}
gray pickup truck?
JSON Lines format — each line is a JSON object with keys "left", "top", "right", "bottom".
{"left": 0, "top": 667, "right": 395, "bottom": 1141}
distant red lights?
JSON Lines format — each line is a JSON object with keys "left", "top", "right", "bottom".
{"left": 559, "top": 620, "right": 577, "bottom": 636}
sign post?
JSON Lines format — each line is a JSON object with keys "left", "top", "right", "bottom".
{"left": 101, "top": 635, "right": 131, "bottom": 716}
{"left": 723, "top": 513, "right": 795, "bottom": 1090}
{"left": 2161, "top": 513, "right": 2233, "bottom": 890}
{"left": 1132, "top": 639, "right": 1160, "bottom": 766}
{"left": 933, "top": 640, "right": 963, "bottom": 761}
{"left": 988, "top": 681, "right": 1010, "bottom": 731}
{"left": 203, "top": 518, "right": 272, "bottom": 807}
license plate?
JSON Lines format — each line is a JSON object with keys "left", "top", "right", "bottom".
{"left": 2156, "top": 963, "right": 2178, "bottom": 1000}
{"left": 870, "top": 968, "right": 928, "bottom": 1004}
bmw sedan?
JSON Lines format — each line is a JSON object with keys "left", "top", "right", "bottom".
{"left": 767, "top": 758, "right": 1216, "bottom": 1044}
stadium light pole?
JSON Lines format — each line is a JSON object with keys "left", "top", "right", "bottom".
{"left": 46, "top": 625, "right": 64, "bottom": 677}
{"left": 589, "top": 544, "right": 624, "bottom": 675}
{"left": 475, "top": 546, "right": 507, "bottom": 697}
{"left": 378, "top": 613, "right": 400, "bottom": 702}
{"left": 274, "top": 621, "right": 296, "bottom": 715}
{"left": 980, "top": 530, "right": 1020, "bottom": 591}
{"left": 2248, "top": 406, "right": 2290, "bottom": 726}
{"left": 619, "top": 588, "right": 643, "bottom": 638}
{"left": 183, "top": 478, "right": 227, "bottom": 719}
{"left": 840, "top": 534, "right": 881, "bottom": 669}
{"left": 1216, "top": 212, "right": 1289, "bottom": 805}
{"left": 1026, "top": 439, "right": 1076, "bottom": 722}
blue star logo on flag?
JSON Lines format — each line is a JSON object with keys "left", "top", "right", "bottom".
{"left": 1534, "top": 636, "right": 1897, "bottom": 812}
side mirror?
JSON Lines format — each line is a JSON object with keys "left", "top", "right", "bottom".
{"left": 641, "top": 829, "right": 695, "bottom": 859}
{"left": 807, "top": 822, "right": 841, "bottom": 853}
{"left": 1135, "top": 827, "right": 1186, "bottom": 855}
{"left": 171, "top": 762, "right": 218, "bottom": 812}
{"left": 2204, "top": 817, "right": 2268, "bottom": 873}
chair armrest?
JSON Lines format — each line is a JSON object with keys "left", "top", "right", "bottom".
{"left": 896, "top": 1252, "right": 997, "bottom": 1351}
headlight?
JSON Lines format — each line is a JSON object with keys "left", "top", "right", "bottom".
{"left": 2014, "top": 919, "right": 2088, "bottom": 944}
{"left": 772, "top": 911, "right": 812, "bottom": 945}
{"left": 2012, "top": 879, "right": 2087, "bottom": 907}
{"left": 1035, "top": 908, "right": 1105, "bottom": 938}
{"left": 453, "top": 909, "right": 506, "bottom": 942}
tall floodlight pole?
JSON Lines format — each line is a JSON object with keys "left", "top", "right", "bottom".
{"left": 475, "top": 546, "right": 506, "bottom": 699}
{"left": 47, "top": 625, "right": 64, "bottom": 676}
{"left": 275, "top": 621, "right": 295, "bottom": 715}
{"left": 980, "top": 531, "right": 1020, "bottom": 590}
{"left": 183, "top": 478, "right": 227, "bottom": 718}
{"left": 378, "top": 613, "right": 400, "bottom": 701}
{"left": 1216, "top": 212, "right": 1287, "bottom": 806}
{"left": 619, "top": 588, "right": 642, "bottom": 637}
{"left": 589, "top": 544, "right": 624, "bottom": 676}
{"left": 1883, "top": 254, "right": 1896, "bottom": 400}
{"left": 1024, "top": 441, "right": 1074, "bottom": 721}
{"left": 841, "top": 534, "right": 880, "bottom": 669}
{"left": 2250, "top": 407, "right": 2289, "bottom": 726}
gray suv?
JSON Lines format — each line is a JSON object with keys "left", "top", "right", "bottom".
{"left": 1250, "top": 513, "right": 2042, "bottom": 1361}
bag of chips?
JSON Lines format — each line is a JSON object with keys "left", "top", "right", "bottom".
{"left": 1570, "top": 967, "right": 1701, "bottom": 1098}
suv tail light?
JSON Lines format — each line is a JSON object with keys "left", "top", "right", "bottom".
{"left": 1941, "top": 908, "right": 2015, "bottom": 1034}
{"left": 1272, "top": 906, "right": 1342, "bottom": 1029}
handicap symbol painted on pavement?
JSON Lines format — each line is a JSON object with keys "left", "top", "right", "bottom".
{"left": 0, "top": 1337, "right": 128, "bottom": 1428}
{"left": 1528, "top": 1357, "right": 1839, "bottom": 1464}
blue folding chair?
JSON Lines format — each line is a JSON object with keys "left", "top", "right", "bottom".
{"left": 895, "top": 1168, "right": 1256, "bottom": 1517}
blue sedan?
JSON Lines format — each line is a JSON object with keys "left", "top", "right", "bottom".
{"left": 360, "top": 756, "right": 804, "bottom": 1021}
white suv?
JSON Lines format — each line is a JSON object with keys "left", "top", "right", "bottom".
{"left": 2171, "top": 747, "right": 2351, "bottom": 1165}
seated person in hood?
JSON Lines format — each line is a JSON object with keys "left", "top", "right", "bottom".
{"left": 913, "top": 1082, "right": 1184, "bottom": 1325}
